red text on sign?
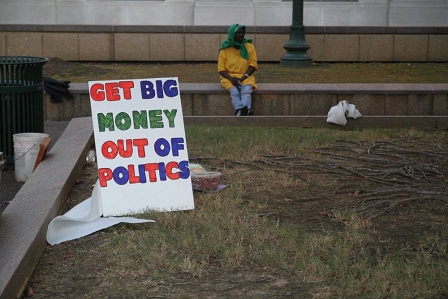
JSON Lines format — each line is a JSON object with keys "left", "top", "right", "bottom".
{"left": 90, "top": 81, "right": 135, "bottom": 101}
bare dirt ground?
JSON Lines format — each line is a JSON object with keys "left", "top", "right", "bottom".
{"left": 25, "top": 134, "right": 448, "bottom": 299}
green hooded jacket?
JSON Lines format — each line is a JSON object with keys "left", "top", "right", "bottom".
{"left": 219, "top": 24, "right": 253, "bottom": 60}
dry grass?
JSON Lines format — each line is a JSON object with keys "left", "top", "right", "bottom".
{"left": 30, "top": 127, "right": 448, "bottom": 299}
{"left": 43, "top": 58, "right": 448, "bottom": 84}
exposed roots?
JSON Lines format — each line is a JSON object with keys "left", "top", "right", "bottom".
{"left": 192, "top": 137, "right": 448, "bottom": 218}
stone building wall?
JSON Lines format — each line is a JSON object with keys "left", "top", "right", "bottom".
{"left": 1, "top": 25, "right": 447, "bottom": 62}
{"left": 0, "top": 0, "right": 447, "bottom": 27}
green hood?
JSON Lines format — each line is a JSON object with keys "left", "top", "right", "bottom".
{"left": 219, "top": 24, "right": 253, "bottom": 60}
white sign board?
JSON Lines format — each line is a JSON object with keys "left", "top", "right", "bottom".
{"left": 88, "top": 77, "right": 194, "bottom": 216}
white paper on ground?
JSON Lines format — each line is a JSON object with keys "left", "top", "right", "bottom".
{"left": 46, "top": 180, "right": 154, "bottom": 246}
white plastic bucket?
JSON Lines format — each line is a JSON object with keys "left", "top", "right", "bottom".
{"left": 13, "top": 133, "right": 49, "bottom": 182}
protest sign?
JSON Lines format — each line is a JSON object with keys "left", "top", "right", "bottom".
{"left": 88, "top": 77, "right": 194, "bottom": 216}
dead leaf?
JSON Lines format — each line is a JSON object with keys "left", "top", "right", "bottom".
{"left": 318, "top": 211, "right": 330, "bottom": 217}
{"left": 273, "top": 279, "right": 288, "bottom": 287}
{"left": 283, "top": 198, "right": 292, "bottom": 202}
{"left": 62, "top": 252, "right": 74, "bottom": 259}
{"left": 26, "top": 286, "right": 34, "bottom": 297}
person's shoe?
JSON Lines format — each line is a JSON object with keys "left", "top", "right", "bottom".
{"left": 240, "top": 106, "right": 249, "bottom": 116}
{"left": 234, "top": 109, "right": 241, "bottom": 116}
{"left": 248, "top": 110, "right": 254, "bottom": 116}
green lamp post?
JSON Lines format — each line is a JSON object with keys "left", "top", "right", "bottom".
{"left": 280, "top": 0, "right": 313, "bottom": 67}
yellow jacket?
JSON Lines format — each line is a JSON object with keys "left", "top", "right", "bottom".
{"left": 218, "top": 43, "right": 258, "bottom": 91}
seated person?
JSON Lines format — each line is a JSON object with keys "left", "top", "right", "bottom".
{"left": 218, "top": 23, "right": 258, "bottom": 116}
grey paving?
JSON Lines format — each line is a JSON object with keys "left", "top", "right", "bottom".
{"left": 0, "top": 121, "right": 70, "bottom": 214}
{"left": 0, "top": 117, "right": 94, "bottom": 299}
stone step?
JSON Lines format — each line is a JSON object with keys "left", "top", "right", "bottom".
{"left": 183, "top": 116, "right": 448, "bottom": 129}
{"left": 45, "top": 83, "right": 448, "bottom": 124}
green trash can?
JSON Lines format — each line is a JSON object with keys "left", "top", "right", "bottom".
{"left": 0, "top": 56, "right": 49, "bottom": 163}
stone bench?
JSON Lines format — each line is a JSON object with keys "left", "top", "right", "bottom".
{"left": 45, "top": 82, "right": 448, "bottom": 129}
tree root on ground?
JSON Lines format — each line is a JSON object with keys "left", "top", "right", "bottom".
{"left": 191, "top": 137, "right": 447, "bottom": 218}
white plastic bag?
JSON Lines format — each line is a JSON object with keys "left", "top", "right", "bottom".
{"left": 327, "top": 100, "right": 362, "bottom": 126}
{"left": 347, "top": 103, "right": 362, "bottom": 119}
{"left": 327, "top": 100, "right": 348, "bottom": 126}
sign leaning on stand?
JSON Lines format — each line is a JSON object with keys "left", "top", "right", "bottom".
{"left": 88, "top": 77, "right": 194, "bottom": 217}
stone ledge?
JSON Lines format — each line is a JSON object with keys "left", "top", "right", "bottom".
{"left": 184, "top": 116, "right": 448, "bottom": 129}
{"left": 44, "top": 83, "right": 448, "bottom": 121}
{"left": 72, "top": 83, "right": 448, "bottom": 95}
{"left": 0, "top": 118, "right": 94, "bottom": 299}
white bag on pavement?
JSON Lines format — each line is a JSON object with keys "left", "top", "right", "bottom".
{"left": 347, "top": 103, "right": 362, "bottom": 119}
{"left": 327, "top": 100, "right": 362, "bottom": 126}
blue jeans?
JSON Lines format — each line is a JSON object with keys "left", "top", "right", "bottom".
{"left": 229, "top": 84, "right": 253, "bottom": 110}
